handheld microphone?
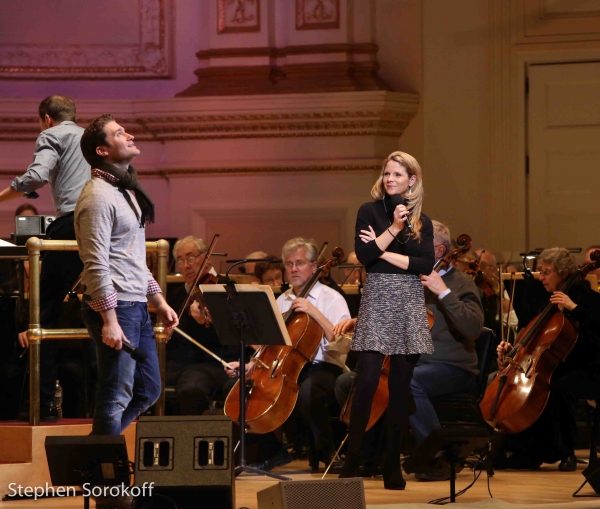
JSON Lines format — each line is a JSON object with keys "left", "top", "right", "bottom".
{"left": 390, "top": 194, "right": 414, "bottom": 233}
{"left": 121, "top": 342, "right": 148, "bottom": 363}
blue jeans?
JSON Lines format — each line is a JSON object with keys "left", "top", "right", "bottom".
{"left": 409, "top": 362, "right": 476, "bottom": 443}
{"left": 82, "top": 301, "right": 161, "bottom": 435}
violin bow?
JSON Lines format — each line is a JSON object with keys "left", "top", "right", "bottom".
{"left": 173, "top": 326, "right": 234, "bottom": 370}
{"left": 504, "top": 271, "right": 517, "bottom": 343}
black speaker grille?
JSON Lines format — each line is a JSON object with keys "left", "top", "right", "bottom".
{"left": 282, "top": 479, "right": 364, "bottom": 509}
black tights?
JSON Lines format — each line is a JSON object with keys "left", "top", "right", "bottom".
{"left": 346, "top": 351, "right": 420, "bottom": 459}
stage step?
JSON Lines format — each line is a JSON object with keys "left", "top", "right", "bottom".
{"left": 0, "top": 420, "right": 136, "bottom": 499}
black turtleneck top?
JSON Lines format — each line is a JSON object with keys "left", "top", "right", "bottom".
{"left": 354, "top": 196, "right": 435, "bottom": 276}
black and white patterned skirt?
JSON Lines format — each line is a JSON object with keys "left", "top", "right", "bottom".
{"left": 351, "top": 272, "right": 433, "bottom": 356}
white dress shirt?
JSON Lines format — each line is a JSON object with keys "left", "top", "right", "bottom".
{"left": 277, "top": 281, "right": 351, "bottom": 369}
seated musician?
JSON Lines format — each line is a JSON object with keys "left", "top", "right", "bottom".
{"left": 494, "top": 247, "right": 600, "bottom": 471}
{"left": 242, "top": 250, "right": 268, "bottom": 284}
{"left": 166, "top": 236, "right": 237, "bottom": 415}
{"left": 474, "top": 249, "right": 518, "bottom": 339}
{"left": 584, "top": 245, "right": 600, "bottom": 284}
{"left": 226, "top": 237, "right": 351, "bottom": 472}
{"left": 411, "top": 221, "right": 484, "bottom": 479}
{"left": 253, "top": 257, "right": 284, "bottom": 288}
{"left": 277, "top": 238, "right": 350, "bottom": 471}
{"left": 333, "top": 220, "right": 484, "bottom": 481}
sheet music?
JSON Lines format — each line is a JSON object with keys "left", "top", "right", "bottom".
{"left": 200, "top": 283, "right": 293, "bottom": 346}
{"left": 0, "top": 239, "right": 16, "bottom": 247}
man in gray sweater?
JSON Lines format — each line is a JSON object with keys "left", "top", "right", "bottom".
{"left": 411, "top": 220, "right": 484, "bottom": 478}
{"left": 75, "top": 114, "right": 178, "bottom": 435}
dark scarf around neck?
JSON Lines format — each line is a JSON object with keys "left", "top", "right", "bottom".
{"left": 97, "top": 162, "right": 155, "bottom": 226}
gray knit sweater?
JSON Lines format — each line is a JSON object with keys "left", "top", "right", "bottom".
{"left": 418, "top": 267, "right": 484, "bottom": 376}
{"left": 75, "top": 176, "right": 153, "bottom": 304}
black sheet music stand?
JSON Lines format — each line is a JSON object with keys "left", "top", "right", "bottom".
{"left": 200, "top": 283, "right": 292, "bottom": 481}
{"left": 45, "top": 435, "right": 130, "bottom": 509}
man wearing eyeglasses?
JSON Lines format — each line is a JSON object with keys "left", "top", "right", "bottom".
{"left": 166, "top": 236, "right": 238, "bottom": 415}
{"left": 276, "top": 237, "right": 351, "bottom": 472}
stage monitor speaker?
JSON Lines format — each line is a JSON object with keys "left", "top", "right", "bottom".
{"left": 135, "top": 415, "right": 234, "bottom": 509}
{"left": 45, "top": 435, "right": 130, "bottom": 487}
{"left": 257, "top": 478, "right": 365, "bottom": 509}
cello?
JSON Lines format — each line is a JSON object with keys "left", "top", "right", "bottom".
{"left": 224, "top": 247, "right": 345, "bottom": 434}
{"left": 480, "top": 250, "right": 600, "bottom": 434}
{"left": 340, "top": 234, "right": 473, "bottom": 430}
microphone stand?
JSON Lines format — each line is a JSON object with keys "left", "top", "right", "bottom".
{"left": 223, "top": 259, "right": 290, "bottom": 481}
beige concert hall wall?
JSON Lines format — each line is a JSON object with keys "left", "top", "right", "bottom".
{"left": 1, "top": 0, "right": 600, "bottom": 263}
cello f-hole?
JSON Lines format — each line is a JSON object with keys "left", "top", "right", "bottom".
{"left": 270, "top": 359, "right": 280, "bottom": 379}
{"left": 524, "top": 358, "right": 533, "bottom": 378}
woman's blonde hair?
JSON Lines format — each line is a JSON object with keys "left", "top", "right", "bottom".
{"left": 371, "top": 151, "right": 425, "bottom": 237}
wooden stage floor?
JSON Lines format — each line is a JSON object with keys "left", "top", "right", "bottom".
{"left": 0, "top": 454, "right": 597, "bottom": 509}
{"left": 235, "top": 456, "right": 596, "bottom": 508}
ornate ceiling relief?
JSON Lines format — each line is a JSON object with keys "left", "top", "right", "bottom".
{"left": 0, "top": 0, "right": 172, "bottom": 79}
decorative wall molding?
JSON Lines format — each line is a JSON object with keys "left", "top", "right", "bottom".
{"left": 296, "top": 0, "right": 340, "bottom": 30}
{"left": 0, "top": 0, "right": 172, "bottom": 79}
{"left": 217, "top": 0, "right": 260, "bottom": 34}
{"left": 0, "top": 107, "right": 418, "bottom": 142}
{"left": 517, "top": 0, "right": 600, "bottom": 44}
{"left": 195, "top": 43, "right": 379, "bottom": 60}
{"left": 143, "top": 163, "right": 380, "bottom": 177}
{"left": 0, "top": 164, "right": 379, "bottom": 179}
{"left": 179, "top": 60, "right": 390, "bottom": 96}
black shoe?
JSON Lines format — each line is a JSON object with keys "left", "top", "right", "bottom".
{"left": 360, "top": 461, "right": 374, "bottom": 478}
{"left": 249, "top": 447, "right": 293, "bottom": 472}
{"left": 18, "top": 402, "right": 59, "bottom": 423}
{"left": 382, "top": 454, "right": 406, "bottom": 490}
{"left": 558, "top": 454, "right": 577, "bottom": 472}
{"left": 415, "top": 471, "right": 451, "bottom": 482}
{"left": 504, "top": 452, "right": 541, "bottom": 470}
{"left": 338, "top": 454, "right": 362, "bottom": 478}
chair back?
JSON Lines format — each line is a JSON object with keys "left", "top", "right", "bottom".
{"left": 474, "top": 327, "right": 498, "bottom": 403}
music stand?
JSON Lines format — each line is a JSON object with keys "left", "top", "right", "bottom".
{"left": 45, "top": 435, "right": 130, "bottom": 509}
{"left": 403, "top": 427, "right": 491, "bottom": 503}
{"left": 200, "top": 283, "right": 292, "bottom": 481}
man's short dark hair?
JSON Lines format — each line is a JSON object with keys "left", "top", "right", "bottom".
{"left": 14, "top": 203, "right": 39, "bottom": 216}
{"left": 254, "top": 258, "right": 284, "bottom": 283}
{"left": 38, "top": 95, "right": 76, "bottom": 123}
{"left": 80, "top": 114, "right": 115, "bottom": 168}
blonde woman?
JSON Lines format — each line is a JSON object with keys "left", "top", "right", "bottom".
{"left": 339, "top": 151, "right": 434, "bottom": 489}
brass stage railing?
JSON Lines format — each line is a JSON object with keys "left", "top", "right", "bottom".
{"left": 25, "top": 237, "right": 170, "bottom": 425}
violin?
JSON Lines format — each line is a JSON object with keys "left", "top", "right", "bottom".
{"left": 190, "top": 273, "right": 219, "bottom": 327}
{"left": 176, "top": 234, "right": 220, "bottom": 327}
{"left": 473, "top": 262, "right": 499, "bottom": 298}
{"left": 480, "top": 250, "right": 600, "bottom": 434}
{"left": 224, "top": 247, "right": 345, "bottom": 434}
{"left": 340, "top": 234, "right": 472, "bottom": 431}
